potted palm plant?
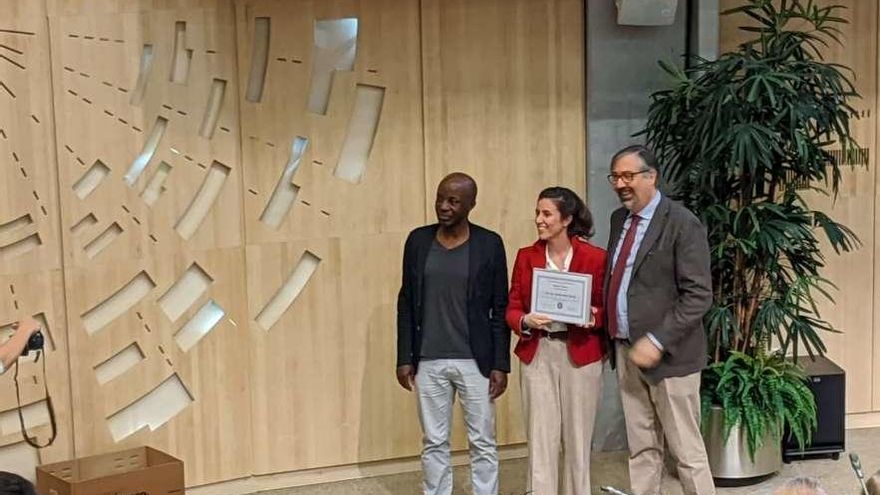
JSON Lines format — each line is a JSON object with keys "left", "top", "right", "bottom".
{"left": 642, "top": 0, "right": 861, "bottom": 481}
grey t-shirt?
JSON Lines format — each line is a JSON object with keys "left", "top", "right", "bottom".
{"left": 420, "top": 238, "right": 472, "bottom": 359}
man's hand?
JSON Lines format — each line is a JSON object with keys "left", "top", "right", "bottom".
{"left": 488, "top": 370, "right": 507, "bottom": 400}
{"left": 629, "top": 337, "right": 662, "bottom": 369}
{"left": 523, "top": 313, "right": 552, "bottom": 330}
{"left": 396, "top": 365, "right": 415, "bottom": 391}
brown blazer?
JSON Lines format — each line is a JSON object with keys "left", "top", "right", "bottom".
{"left": 605, "top": 194, "right": 712, "bottom": 383}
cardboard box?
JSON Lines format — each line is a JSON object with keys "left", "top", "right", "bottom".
{"left": 36, "top": 446, "right": 183, "bottom": 495}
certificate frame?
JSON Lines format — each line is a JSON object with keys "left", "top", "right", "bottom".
{"left": 530, "top": 268, "right": 592, "bottom": 326}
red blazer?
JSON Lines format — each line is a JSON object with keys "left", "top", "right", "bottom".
{"left": 506, "top": 236, "right": 607, "bottom": 367}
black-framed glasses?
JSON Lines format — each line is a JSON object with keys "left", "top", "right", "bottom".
{"left": 607, "top": 169, "right": 651, "bottom": 185}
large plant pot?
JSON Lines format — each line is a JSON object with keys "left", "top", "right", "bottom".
{"left": 703, "top": 406, "right": 781, "bottom": 481}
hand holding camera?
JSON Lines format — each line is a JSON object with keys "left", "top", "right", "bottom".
{"left": 13, "top": 317, "right": 43, "bottom": 356}
{"left": 24, "top": 329, "right": 44, "bottom": 356}
{"left": 7, "top": 315, "right": 57, "bottom": 448}
{"left": 2, "top": 317, "right": 43, "bottom": 373}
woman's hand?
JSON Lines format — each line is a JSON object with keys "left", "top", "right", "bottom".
{"left": 577, "top": 306, "right": 598, "bottom": 329}
{"left": 523, "top": 313, "right": 552, "bottom": 330}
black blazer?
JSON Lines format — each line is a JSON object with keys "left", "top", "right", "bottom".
{"left": 396, "top": 222, "right": 510, "bottom": 377}
{"left": 605, "top": 195, "right": 713, "bottom": 383}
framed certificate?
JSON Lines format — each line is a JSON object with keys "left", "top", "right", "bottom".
{"left": 530, "top": 268, "right": 592, "bottom": 326}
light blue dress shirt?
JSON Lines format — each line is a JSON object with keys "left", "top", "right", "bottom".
{"left": 611, "top": 191, "right": 662, "bottom": 345}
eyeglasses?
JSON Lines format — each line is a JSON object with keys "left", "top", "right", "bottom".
{"left": 607, "top": 169, "right": 651, "bottom": 185}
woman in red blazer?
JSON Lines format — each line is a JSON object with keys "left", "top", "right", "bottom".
{"left": 506, "top": 186, "right": 606, "bottom": 495}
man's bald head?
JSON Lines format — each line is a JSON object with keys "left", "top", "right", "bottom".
{"left": 435, "top": 172, "right": 478, "bottom": 228}
{"left": 438, "top": 172, "right": 477, "bottom": 206}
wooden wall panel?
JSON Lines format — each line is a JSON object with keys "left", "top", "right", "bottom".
{"left": 48, "top": 1, "right": 251, "bottom": 485}
{"left": 245, "top": 234, "right": 424, "bottom": 472}
{"left": 61, "top": 252, "right": 251, "bottom": 484}
{"left": 0, "top": 0, "right": 591, "bottom": 487}
{"left": 234, "top": 0, "right": 427, "bottom": 473}
{"left": 421, "top": 0, "right": 586, "bottom": 236}
{"left": 50, "top": 4, "right": 243, "bottom": 260}
{"left": 421, "top": 0, "right": 587, "bottom": 446}
{"left": 236, "top": 0, "right": 425, "bottom": 244}
{"left": 0, "top": 0, "right": 74, "bottom": 477}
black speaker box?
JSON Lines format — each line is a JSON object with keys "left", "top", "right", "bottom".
{"left": 783, "top": 355, "right": 845, "bottom": 462}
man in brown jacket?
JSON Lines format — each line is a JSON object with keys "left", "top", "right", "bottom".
{"left": 604, "top": 145, "right": 715, "bottom": 495}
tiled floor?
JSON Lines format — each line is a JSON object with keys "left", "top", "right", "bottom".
{"left": 254, "top": 429, "right": 876, "bottom": 494}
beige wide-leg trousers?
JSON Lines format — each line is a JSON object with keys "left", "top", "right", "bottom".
{"left": 616, "top": 344, "right": 716, "bottom": 495}
{"left": 521, "top": 338, "right": 603, "bottom": 495}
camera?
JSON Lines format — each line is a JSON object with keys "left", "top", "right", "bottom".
{"left": 23, "top": 329, "right": 44, "bottom": 356}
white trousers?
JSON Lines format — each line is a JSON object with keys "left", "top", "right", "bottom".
{"left": 416, "top": 358, "right": 499, "bottom": 495}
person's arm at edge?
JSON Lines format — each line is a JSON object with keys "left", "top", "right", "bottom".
{"left": 0, "top": 317, "right": 40, "bottom": 373}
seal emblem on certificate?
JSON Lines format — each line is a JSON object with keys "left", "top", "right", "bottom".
{"left": 530, "top": 268, "right": 591, "bottom": 326}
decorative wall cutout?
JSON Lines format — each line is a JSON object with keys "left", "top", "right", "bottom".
{"left": 81, "top": 271, "right": 156, "bottom": 335}
{"left": 0, "top": 233, "right": 41, "bottom": 259}
{"left": 245, "top": 17, "right": 270, "bottom": 103}
{"left": 260, "top": 136, "right": 308, "bottom": 228}
{"left": 169, "top": 22, "right": 192, "bottom": 84}
{"left": 140, "top": 161, "right": 171, "bottom": 207}
{"left": 94, "top": 342, "right": 144, "bottom": 385}
{"left": 71, "top": 212, "right": 97, "bottom": 235}
{"left": 256, "top": 251, "right": 320, "bottom": 331}
{"left": 175, "top": 299, "right": 224, "bottom": 352}
{"left": 0, "top": 81, "right": 14, "bottom": 98}
{"left": 0, "top": 29, "right": 34, "bottom": 36}
{"left": 335, "top": 85, "right": 384, "bottom": 183}
{"left": 174, "top": 161, "right": 230, "bottom": 239}
{"left": 83, "top": 222, "right": 122, "bottom": 259}
{"left": 106, "top": 373, "right": 193, "bottom": 442}
{"left": 308, "top": 18, "right": 358, "bottom": 115}
{"left": 72, "top": 159, "right": 110, "bottom": 199}
{"left": 124, "top": 116, "right": 167, "bottom": 186}
{"left": 157, "top": 262, "right": 212, "bottom": 322}
{"left": 67, "top": 32, "right": 124, "bottom": 44}
{"left": 0, "top": 400, "right": 49, "bottom": 436}
{"left": 199, "top": 78, "right": 226, "bottom": 138}
{"left": 0, "top": 213, "right": 32, "bottom": 238}
{"left": 130, "top": 44, "right": 154, "bottom": 105}
{"left": 0, "top": 43, "right": 22, "bottom": 55}
{"left": 0, "top": 52, "right": 24, "bottom": 70}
